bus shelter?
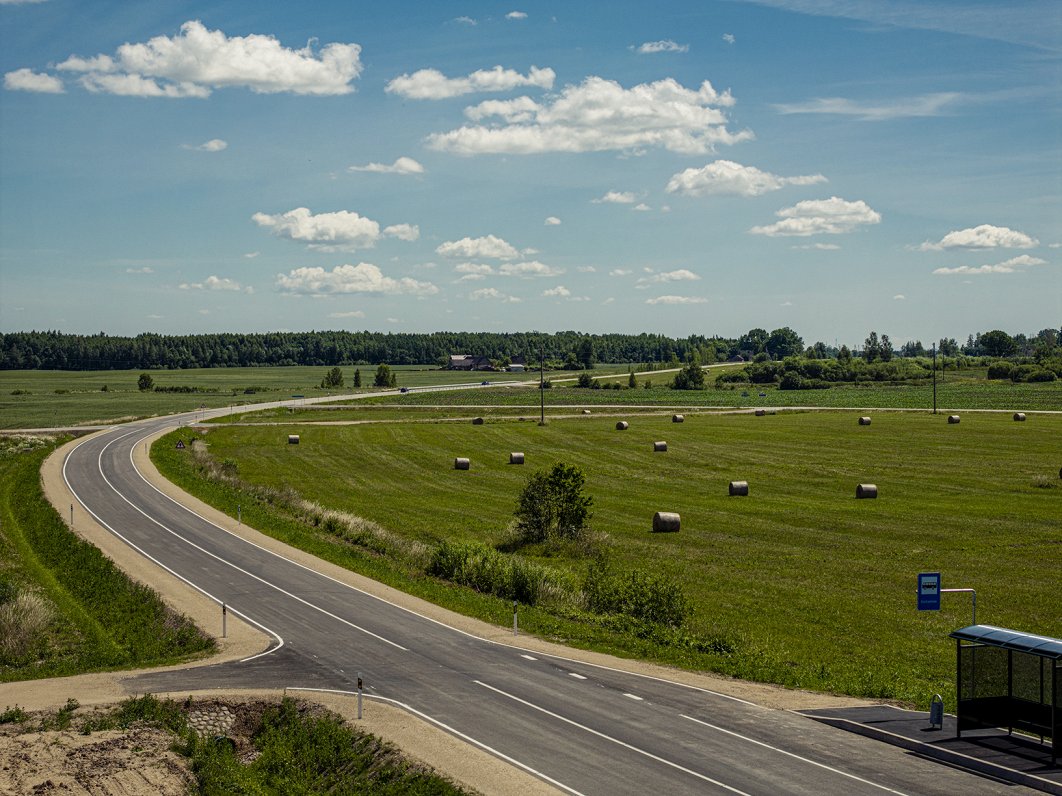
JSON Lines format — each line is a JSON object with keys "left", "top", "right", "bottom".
{"left": 950, "top": 624, "right": 1061, "bottom": 765}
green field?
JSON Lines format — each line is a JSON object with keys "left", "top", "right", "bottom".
{"left": 163, "top": 410, "right": 1062, "bottom": 705}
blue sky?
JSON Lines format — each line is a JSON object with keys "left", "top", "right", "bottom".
{"left": 1, "top": 0, "right": 1059, "bottom": 347}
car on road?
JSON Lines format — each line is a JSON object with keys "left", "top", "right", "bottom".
{"left": 481, "top": 380, "right": 490, "bottom": 385}
{"left": 399, "top": 387, "right": 409, "bottom": 393}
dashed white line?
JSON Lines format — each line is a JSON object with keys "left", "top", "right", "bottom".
{"left": 623, "top": 693, "right": 643, "bottom": 701}
{"left": 568, "top": 672, "right": 587, "bottom": 680}
{"left": 521, "top": 654, "right": 537, "bottom": 661}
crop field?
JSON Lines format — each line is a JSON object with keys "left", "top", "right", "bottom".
{"left": 174, "top": 409, "right": 1062, "bottom": 704}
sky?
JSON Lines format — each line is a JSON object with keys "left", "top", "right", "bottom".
{"left": 1, "top": 0, "right": 1060, "bottom": 348}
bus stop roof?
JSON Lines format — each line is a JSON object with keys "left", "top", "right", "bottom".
{"left": 949, "top": 624, "right": 1062, "bottom": 660}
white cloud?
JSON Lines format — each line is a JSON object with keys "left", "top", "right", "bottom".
{"left": 244, "top": 251, "right": 259, "bottom": 258}
{"left": 426, "top": 76, "right": 751, "bottom": 156}
{"left": 468, "top": 287, "right": 521, "bottom": 302}
{"left": 636, "top": 40, "right": 689, "bottom": 54}
{"left": 4, "top": 68, "right": 64, "bottom": 93}
{"left": 454, "top": 16, "right": 477, "bottom": 25}
{"left": 53, "top": 20, "right": 361, "bottom": 98}
{"left": 645, "top": 295, "right": 708, "bottom": 305}
{"left": 933, "top": 255, "right": 1046, "bottom": 275}
{"left": 918, "top": 224, "right": 1039, "bottom": 251}
{"left": 384, "top": 223, "right": 420, "bottom": 241}
{"left": 327, "top": 310, "right": 366, "bottom": 318}
{"left": 666, "top": 160, "right": 826, "bottom": 197}
{"left": 386, "top": 65, "right": 554, "bottom": 100}
{"left": 506, "top": 11, "right": 528, "bottom": 19}
{"left": 454, "top": 263, "right": 495, "bottom": 281}
{"left": 1049, "top": 243, "right": 1062, "bottom": 249}
{"left": 577, "top": 266, "right": 597, "bottom": 273}
{"left": 780, "top": 300, "right": 793, "bottom": 306}
{"left": 543, "top": 285, "right": 570, "bottom": 297}
{"left": 593, "top": 191, "right": 637, "bottom": 204}
{"left": 276, "top": 263, "right": 439, "bottom": 295}
{"left": 723, "top": 33, "right": 736, "bottom": 44}
{"left": 253, "top": 207, "right": 396, "bottom": 251}
{"left": 749, "top": 196, "right": 881, "bottom": 237}
{"left": 125, "top": 266, "right": 154, "bottom": 274}
{"left": 499, "top": 260, "right": 564, "bottom": 278}
{"left": 634, "top": 203, "right": 651, "bottom": 212}
{"left": 179, "top": 275, "right": 247, "bottom": 292}
{"left": 182, "top": 138, "right": 227, "bottom": 152}
{"left": 544, "top": 216, "right": 562, "bottom": 225}
{"left": 792, "top": 242, "right": 841, "bottom": 250}
{"left": 609, "top": 269, "right": 632, "bottom": 277}
{"left": 348, "top": 156, "right": 424, "bottom": 175}
{"left": 436, "top": 234, "right": 519, "bottom": 259}
{"left": 893, "top": 294, "right": 905, "bottom": 300}
{"left": 774, "top": 92, "right": 963, "bottom": 121}
{"left": 636, "top": 269, "right": 700, "bottom": 288}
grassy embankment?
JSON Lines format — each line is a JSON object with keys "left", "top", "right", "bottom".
{"left": 0, "top": 437, "right": 214, "bottom": 683}
{"left": 155, "top": 409, "right": 1061, "bottom": 708}
{"left": 0, "top": 694, "right": 467, "bottom": 795}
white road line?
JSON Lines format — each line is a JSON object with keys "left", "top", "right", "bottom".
{"left": 287, "top": 687, "right": 586, "bottom": 796}
{"left": 475, "top": 680, "right": 751, "bottom": 795}
{"left": 62, "top": 431, "right": 285, "bottom": 658}
{"left": 568, "top": 672, "right": 587, "bottom": 680}
{"left": 521, "top": 654, "right": 537, "bottom": 660}
{"left": 681, "top": 714, "right": 910, "bottom": 796}
{"left": 623, "top": 693, "right": 643, "bottom": 701}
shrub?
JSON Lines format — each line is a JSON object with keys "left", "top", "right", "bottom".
{"left": 427, "top": 541, "right": 551, "bottom": 604}
{"left": 716, "top": 370, "right": 749, "bottom": 385}
{"left": 575, "top": 372, "right": 594, "bottom": 388}
{"left": 0, "top": 592, "right": 53, "bottom": 664}
{"left": 584, "top": 557, "right": 690, "bottom": 627}
{"left": 513, "top": 463, "right": 593, "bottom": 544}
{"left": 986, "top": 361, "right": 1015, "bottom": 380}
{"left": 137, "top": 373, "right": 154, "bottom": 391}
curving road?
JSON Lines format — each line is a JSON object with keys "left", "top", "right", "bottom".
{"left": 59, "top": 406, "right": 1028, "bottom": 796}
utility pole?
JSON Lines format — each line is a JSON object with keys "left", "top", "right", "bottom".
{"left": 538, "top": 338, "right": 546, "bottom": 426}
{"left": 932, "top": 343, "right": 938, "bottom": 414}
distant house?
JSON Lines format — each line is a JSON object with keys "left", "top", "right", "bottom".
{"left": 509, "top": 355, "right": 526, "bottom": 373}
{"left": 449, "top": 354, "right": 493, "bottom": 371}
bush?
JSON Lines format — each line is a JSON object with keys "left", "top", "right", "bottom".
{"left": 583, "top": 557, "right": 690, "bottom": 627}
{"left": 716, "top": 370, "right": 749, "bottom": 385}
{"left": 137, "top": 373, "right": 154, "bottom": 391}
{"left": 513, "top": 463, "right": 593, "bottom": 544}
{"left": 986, "top": 361, "right": 1015, "bottom": 380}
{"left": 427, "top": 541, "right": 551, "bottom": 604}
{"left": 1012, "top": 364, "right": 1056, "bottom": 382}
{"left": 575, "top": 372, "right": 594, "bottom": 388}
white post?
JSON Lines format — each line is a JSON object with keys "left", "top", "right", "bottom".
{"left": 70, "top": 504, "right": 73, "bottom": 526}
{"left": 357, "top": 673, "right": 363, "bottom": 719}
{"left": 222, "top": 602, "right": 227, "bottom": 638}
{"left": 237, "top": 504, "right": 241, "bottom": 524}
{"left": 513, "top": 600, "right": 518, "bottom": 637}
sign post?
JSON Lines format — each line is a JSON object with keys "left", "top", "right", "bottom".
{"left": 917, "top": 572, "right": 941, "bottom": 611}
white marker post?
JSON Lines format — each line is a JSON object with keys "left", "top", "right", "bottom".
{"left": 513, "top": 600, "right": 518, "bottom": 637}
{"left": 237, "top": 504, "right": 241, "bottom": 525}
{"left": 70, "top": 503, "right": 73, "bottom": 526}
{"left": 357, "top": 673, "right": 363, "bottom": 719}
{"left": 222, "top": 602, "right": 227, "bottom": 638}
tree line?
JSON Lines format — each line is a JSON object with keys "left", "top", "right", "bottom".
{"left": 1, "top": 326, "right": 1057, "bottom": 371}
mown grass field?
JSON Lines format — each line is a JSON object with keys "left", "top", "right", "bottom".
{"left": 170, "top": 410, "right": 1062, "bottom": 705}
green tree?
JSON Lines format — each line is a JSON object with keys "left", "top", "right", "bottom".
{"left": 513, "top": 463, "right": 593, "bottom": 544}
{"left": 576, "top": 372, "right": 594, "bottom": 388}
{"left": 137, "top": 373, "right": 154, "bottom": 391}
{"left": 879, "top": 334, "right": 893, "bottom": 362}
{"left": 628, "top": 369, "right": 636, "bottom": 388}
{"left": 738, "top": 328, "right": 768, "bottom": 356}
{"left": 765, "top": 327, "right": 804, "bottom": 360}
{"left": 576, "top": 336, "right": 596, "bottom": 369}
{"left": 838, "top": 345, "right": 852, "bottom": 363}
{"left": 938, "top": 337, "right": 959, "bottom": 357}
{"left": 353, "top": 368, "right": 361, "bottom": 388}
{"left": 374, "top": 364, "right": 394, "bottom": 387}
{"left": 671, "top": 356, "right": 705, "bottom": 390}
{"left": 320, "top": 367, "right": 344, "bottom": 388}
{"left": 979, "top": 329, "right": 1018, "bottom": 358}
{"left": 863, "top": 331, "right": 881, "bottom": 362}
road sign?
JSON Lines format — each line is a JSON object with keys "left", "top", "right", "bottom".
{"left": 918, "top": 572, "right": 941, "bottom": 611}
{"left": 175, "top": 440, "right": 185, "bottom": 449}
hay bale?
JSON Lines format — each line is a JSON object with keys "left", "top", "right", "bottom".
{"left": 652, "top": 512, "right": 681, "bottom": 533}
{"left": 672, "top": 414, "right": 684, "bottom": 423}
{"left": 582, "top": 409, "right": 592, "bottom": 415}
{"left": 454, "top": 457, "right": 470, "bottom": 470}
{"left": 472, "top": 417, "right": 484, "bottom": 425}
{"left": 509, "top": 452, "right": 524, "bottom": 465}
{"left": 728, "top": 480, "right": 749, "bottom": 497}
{"left": 856, "top": 483, "right": 878, "bottom": 499}
{"left": 288, "top": 435, "right": 300, "bottom": 445}
{"left": 947, "top": 415, "right": 960, "bottom": 424}
{"left": 858, "top": 416, "right": 871, "bottom": 426}
{"left": 754, "top": 409, "right": 766, "bottom": 417}
{"left": 1013, "top": 412, "right": 1026, "bottom": 422}
{"left": 615, "top": 421, "right": 629, "bottom": 430}
{"left": 653, "top": 441, "right": 667, "bottom": 452}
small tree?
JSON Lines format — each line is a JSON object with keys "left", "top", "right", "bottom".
{"left": 353, "top": 368, "right": 361, "bottom": 388}
{"left": 628, "top": 369, "right": 636, "bottom": 389}
{"left": 513, "top": 463, "right": 593, "bottom": 544}
{"left": 671, "top": 356, "right": 705, "bottom": 390}
{"left": 374, "top": 364, "right": 394, "bottom": 387}
{"left": 320, "top": 367, "right": 344, "bottom": 388}
{"left": 137, "top": 373, "right": 154, "bottom": 391}
{"left": 576, "top": 372, "right": 594, "bottom": 388}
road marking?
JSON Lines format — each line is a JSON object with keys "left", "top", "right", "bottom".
{"left": 62, "top": 431, "right": 285, "bottom": 659}
{"left": 288, "top": 687, "right": 586, "bottom": 796}
{"left": 521, "top": 654, "right": 537, "bottom": 661}
{"left": 623, "top": 693, "right": 643, "bottom": 701}
{"left": 475, "top": 680, "right": 751, "bottom": 795}
{"left": 680, "top": 714, "right": 910, "bottom": 795}
{"left": 568, "top": 672, "right": 587, "bottom": 680}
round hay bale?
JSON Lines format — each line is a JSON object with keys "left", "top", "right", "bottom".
{"left": 652, "top": 512, "right": 681, "bottom": 533}
{"left": 947, "top": 415, "right": 960, "bottom": 424}
{"left": 509, "top": 452, "right": 524, "bottom": 465}
{"left": 1013, "top": 412, "right": 1026, "bottom": 422}
{"left": 454, "top": 457, "right": 470, "bottom": 470}
{"left": 615, "top": 421, "right": 629, "bottom": 430}
{"left": 672, "top": 414, "right": 684, "bottom": 423}
{"left": 728, "top": 480, "right": 749, "bottom": 497}
{"left": 856, "top": 483, "right": 878, "bottom": 499}
{"left": 582, "top": 409, "right": 592, "bottom": 415}
{"left": 653, "top": 441, "right": 667, "bottom": 452}
{"left": 287, "top": 434, "right": 300, "bottom": 445}
{"left": 754, "top": 409, "right": 766, "bottom": 417}
{"left": 858, "top": 416, "right": 871, "bottom": 426}
{"left": 472, "top": 417, "right": 484, "bottom": 425}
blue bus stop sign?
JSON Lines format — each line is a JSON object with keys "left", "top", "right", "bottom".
{"left": 918, "top": 572, "right": 941, "bottom": 611}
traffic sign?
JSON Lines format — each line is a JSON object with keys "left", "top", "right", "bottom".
{"left": 175, "top": 440, "right": 185, "bottom": 450}
{"left": 918, "top": 572, "right": 941, "bottom": 611}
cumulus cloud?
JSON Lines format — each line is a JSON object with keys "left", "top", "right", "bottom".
{"left": 499, "top": 260, "right": 564, "bottom": 278}
{"left": 4, "top": 68, "right": 64, "bottom": 93}
{"left": 454, "top": 263, "right": 495, "bottom": 281}
{"left": 723, "top": 33, "right": 736, "bottom": 44}
{"left": 918, "top": 224, "right": 1039, "bottom": 251}
{"left": 577, "top": 266, "right": 596, "bottom": 273}
{"left": 426, "top": 76, "right": 751, "bottom": 156}
{"left": 436, "top": 234, "right": 519, "bottom": 260}
{"left": 666, "top": 160, "right": 826, "bottom": 197}
{"left": 636, "top": 40, "right": 689, "bottom": 54}
{"left": 348, "top": 156, "right": 424, "bottom": 175}
{"left": 609, "top": 268, "right": 632, "bottom": 277}
{"left": 179, "top": 275, "right": 248, "bottom": 292}
{"left": 543, "top": 285, "right": 570, "bottom": 297}
{"left": 792, "top": 242, "right": 841, "bottom": 250}
{"left": 774, "top": 92, "right": 963, "bottom": 121}
{"left": 386, "top": 65, "right": 554, "bottom": 100}
{"left": 327, "top": 310, "right": 366, "bottom": 318}
{"left": 893, "top": 295, "right": 905, "bottom": 300}
{"left": 182, "top": 138, "right": 227, "bottom": 152}
{"left": 636, "top": 269, "right": 700, "bottom": 288}
{"left": 254, "top": 207, "right": 401, "bottom": 251}
{"left": 468, "top": 287, "right": 521, "bottom": 302}
{"left": 634, "top": 203, "right": 651, "bottom": 212}
{"left": 244, "top": 251, "right": 259, "bottom": 258}
{"left": 454, "top": 16, "right": 477, "bottom": 25}
{"left": 51, "top": 20, "right": 361, "bottom": 98}
{"left": 506, "top": 11, "right": 528, "bottom": 19}
{"left": 383, "top": 223, "right": 420, "bottom": 241}
{"left": 544, "top": 216, "right": 562, "bottom": 225}
{"left": 749, "top": 196, "right": 881, "bottom": 237}
{"left": 645, "top": 295, "right": 707, "bottom": 305}
{"left": 933, "top": 255, "right": 1046, "bottom": 275}
{"left": 593, "top": 191, "right": 637, "bottom": 204}
{"left": 276, "top": 263, "right": 438, "bottom": 295}
{"left": 125, "top": 266, "right": 154, "bottom": 274}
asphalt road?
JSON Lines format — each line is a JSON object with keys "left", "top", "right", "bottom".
{"left": 60, "top": 405, "right": 1030, "bottom": 795}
